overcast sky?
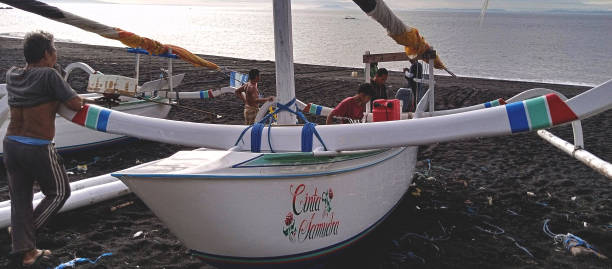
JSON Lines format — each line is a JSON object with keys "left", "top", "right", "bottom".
{"left": 84, "top": 0, "right": 612, "bottom": 11}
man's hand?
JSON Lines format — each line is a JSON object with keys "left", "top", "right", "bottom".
{"left": 64, "top": 96, "right": 84, "bottom": 112}
{"left": 326, "top": 113, "right": 334, "bottom": 125}
{"left": 235, "top": 87, "right": 246, "bottom": 102}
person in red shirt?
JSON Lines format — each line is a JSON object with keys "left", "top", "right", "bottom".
{"left": 326, "top": 83, "right": 374, "bottom": 124}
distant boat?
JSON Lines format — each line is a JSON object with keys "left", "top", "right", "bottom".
{"left": 0, "top": 7, "right": 13, "bottom": 9}
{"left": 344, "top": 16, "right": 356, "bottom": 19}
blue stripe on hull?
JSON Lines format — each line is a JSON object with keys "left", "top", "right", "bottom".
{"left": 505, "top": 102, "right": 529, "bottom": 133}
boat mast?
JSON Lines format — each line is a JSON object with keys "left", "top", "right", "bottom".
{"left": 273, "top": 0, "right": 297, "bottom": 124}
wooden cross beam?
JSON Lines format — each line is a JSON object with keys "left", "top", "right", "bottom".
{"left": 362, "top": 52, "right": 410, "bottom": 63}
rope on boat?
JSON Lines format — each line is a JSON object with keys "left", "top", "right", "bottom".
{"left": 234, "top": 98, "right": 328, "bottom": 153}
{"left": 136, "top": 96, "right": 224, "bottom": 118}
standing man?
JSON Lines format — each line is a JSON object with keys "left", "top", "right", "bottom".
{"left": 326, "top": 83, "right": 374, "bottom": 124}
{"left": 370, "top": 68, "right": 389, "bottom": 103}
{"left": 406, "top": 57, "right": 424, "bottom": 106}
{"left": 396, "top": 58, "right": 424, "bottom": 112}
{"left": 4, "top": 31, "right": 83, "bottom": 267}
{"left": 235, "top": 69, "right": 274, "bottom": 125}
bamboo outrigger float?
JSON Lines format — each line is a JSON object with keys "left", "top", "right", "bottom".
{"left": 0, "top": 0, "right": 611, "bottom": 267}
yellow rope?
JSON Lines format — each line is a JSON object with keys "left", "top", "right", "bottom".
{"left": 115, "top": 29, "right": 220, "bottom": 70}
{"left": 390, "top": 28, "right": 446, "bottom": 69}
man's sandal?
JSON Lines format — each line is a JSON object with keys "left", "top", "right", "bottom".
{"left": 22, "top": 249, "right": 52, "bottom": 267}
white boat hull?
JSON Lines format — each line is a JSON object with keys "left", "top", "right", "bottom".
{"left": 0, "top": 96, "right": 171, "bottom": 155}
{"left": 113, "top": 146, "right": 417, "bottom": 265}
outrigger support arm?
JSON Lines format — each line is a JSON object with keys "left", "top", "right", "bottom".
{"left": 56, "top": 79, "right": 612, "bottom": 153}
{"left": 538, "top": 130, "right": 612, "bottom": 180}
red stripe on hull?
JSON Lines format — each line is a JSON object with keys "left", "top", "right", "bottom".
{"left": 71, "top": 104, "right": 90, "bottom": 125}
{"left": 545, "top": 94, "right": 577, "bottom": 125}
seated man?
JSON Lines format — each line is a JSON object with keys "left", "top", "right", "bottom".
{"left": 326, "top": 83, "right": 374, "bottom": 124}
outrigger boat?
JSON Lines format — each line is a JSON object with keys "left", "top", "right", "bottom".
{"left": 1, "top": 0, "right": 611, "bottom": 267}
{"left": 0, "top": 51, "right": 185, "bottom": 155}
{"left": 0, "top": 46, "right": 239, "bottom": 156}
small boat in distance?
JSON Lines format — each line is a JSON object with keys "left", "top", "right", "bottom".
{"left": 344, "top": 15, "right": 356, "bottom": 19}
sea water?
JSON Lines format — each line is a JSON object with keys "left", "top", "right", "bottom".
{"left": 1, "top": 3, "right": 611, "bottom": 86}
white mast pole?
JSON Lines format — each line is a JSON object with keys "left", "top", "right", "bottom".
{"left": 428, "top": 58, "right": 435, "bottom": 113}
{"left": 273, "top": 0, "right": 297, "bottom": 124}
{"left": 135, "top": 54, "right": 140, "bottom": 85}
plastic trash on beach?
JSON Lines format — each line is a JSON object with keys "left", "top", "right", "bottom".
{"left": 133, "top": 231, "right": 144, "bottom": 238}
{"left": 54, "top": 253, "right": 112, "bottom": 269}
{"left": 110, "top": 201, "right": 134, "bottom": 212}
{"left": 543, "top": 219, "right": 608, "bottom": 259}
{"left": 76, "top": 164, "right": 88, "bottom": 173}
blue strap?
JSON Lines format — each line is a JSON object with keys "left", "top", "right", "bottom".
{"left": 6, "top": 136, "right": 51, "bottom": 145}
{"left": 301, "top": 122, "right": 328, "bottom": 152}
{"left": 234, "top": 98, "right": 328, "bottom": 153}
{"left": 301, "top": 123, "right": 315, "bottom": 152}
{"left": 267, "top": 121, "right": 276, "bottom": 153}
{"left": 251, "top": 123, "right": 264, "bottom": 153}
{"left": 126, "top": 48, "right": 178, "bottom": 59}
{"left": 54, "top": 253, "right": 112, "bottom": 269}
{"left": 312, "top": 126, "right": 328, "bottom": 152}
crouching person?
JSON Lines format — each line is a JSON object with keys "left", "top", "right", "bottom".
{"left": 326, "top": 83, "right": 374, "bottom": 124}
{"left": 4, "top": 31, "right": 83, "bottom": 267}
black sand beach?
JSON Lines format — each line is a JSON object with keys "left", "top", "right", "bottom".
{"left": 0, "top": 37, "right": 610, "bottom": 268}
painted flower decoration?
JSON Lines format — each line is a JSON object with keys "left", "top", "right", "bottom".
{"left": 329, "top": 188, "right": 334, "bottom": 200}
{"left": 285, "top": 212, "right": 294, "bottom": 226}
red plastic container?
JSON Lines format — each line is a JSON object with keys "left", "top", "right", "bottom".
{"left": 372, "top": 99, "right": 400, "bottom": 122}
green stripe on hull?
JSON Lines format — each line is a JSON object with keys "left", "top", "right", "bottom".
{"left": 85, "top": 106, "right": 101, "bottom": 129}
{"left": 309, "top": 104, "right": 317, "bottom": 115}
{"left": 490, "top": 100, "right": 500, "bottom": 107}
{"left": 525, "top": 97, "right": 551, "bottom": 130}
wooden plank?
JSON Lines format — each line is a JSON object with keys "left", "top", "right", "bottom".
{"left": 362, "top": 52, "right": 410, "bottom": 63}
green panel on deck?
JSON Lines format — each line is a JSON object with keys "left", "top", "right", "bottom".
{"left": 238, "top": 149, "right": 388, "bottom": 167}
